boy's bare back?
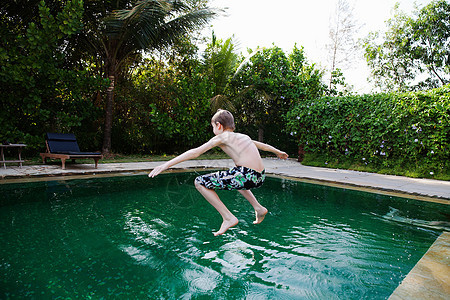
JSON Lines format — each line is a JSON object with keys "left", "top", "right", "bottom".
{"left": 212, "top": 132, "right": 264, "bottom": 173}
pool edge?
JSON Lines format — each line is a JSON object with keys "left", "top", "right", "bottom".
{"left": 0, "top": 165, "right": 450, "bottom": 205}
{"left": 269, "top": 174, "right": 450, "bottom": 205}
{"left": 388, "top": 231, "right": 450, "bottom": 300}
{"left": 1, "top": 158, "right": 449, "bottom": 200}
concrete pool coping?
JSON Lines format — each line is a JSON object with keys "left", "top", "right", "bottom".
{"left": 1, "top": 158, "right": 449, "bottom": 298}
{"left": 1, "top": 158, "right": 449, "bottom": 199}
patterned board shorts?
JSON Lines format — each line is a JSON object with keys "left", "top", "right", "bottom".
{"left": 195, "top": 166, "right": 265, "bottom": 191}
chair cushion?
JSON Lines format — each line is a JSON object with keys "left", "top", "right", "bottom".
{"left": 52, "top": 151, "right": 101, "bottom": 156}
{"left": 46, "top": 133, "right": 80, "bottom": 153}
{"left": 46, "top": 133, "right": 77, "bottom": 141}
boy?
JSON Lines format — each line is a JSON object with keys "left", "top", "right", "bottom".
{"left": 149, "top": 109, "right": 288, "bottom": 236}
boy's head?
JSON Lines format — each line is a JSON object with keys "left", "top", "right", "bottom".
{"left": 212, "top": 109, "right": 235, "bottom": 131}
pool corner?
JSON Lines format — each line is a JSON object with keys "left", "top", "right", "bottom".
{"left": 389, "top": 231, "right": 450, "bottom": 299}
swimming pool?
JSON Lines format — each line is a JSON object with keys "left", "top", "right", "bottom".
{"left": 1, "top": 172, "right": 448, "bottom": 299}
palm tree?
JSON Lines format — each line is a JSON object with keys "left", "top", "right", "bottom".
{"left": 206, "top": 34, "right": 264, "bottom": 113}
{"left": 75, "top": 0, "right": 217, "bottom": 155}
{"left": 204, "top": 34, "right": 237, "bottom": 112}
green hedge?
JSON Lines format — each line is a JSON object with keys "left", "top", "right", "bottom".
{"left": 286, "top": 85, "right": 450, "bottom": 175}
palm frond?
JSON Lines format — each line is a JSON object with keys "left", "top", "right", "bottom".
{"left": 109, "top": 0, "right": 217, "bottom": 51}
{"left": 210, "top": 94, "right": 236, "bottom": 113}
{"left": 212, "top": 37, "right": 238, "bottom": 94}
{"left": 146, "top": 8, "right": 216, "bottom": 49}
{"left": 233, "top": 48, "right": 263, "bottom": 79}
{"left": 115, "top": 0, "right": 173, "bottom": 20}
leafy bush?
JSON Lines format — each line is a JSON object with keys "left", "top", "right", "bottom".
{"left": 111, "top": 47, "right": 214, "bottom": 154}
{"left": 0, "top": 0, "right": 106, "bottom": 152}
{"left": 286, "top": 85, "right": 450, "bottom": 176}
{"left": 230, "top": 45, "right": 326, "bottom": 153}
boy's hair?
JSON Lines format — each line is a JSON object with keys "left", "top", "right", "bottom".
{"left": 212, "top": 109, "right": 235, "bottom": 130}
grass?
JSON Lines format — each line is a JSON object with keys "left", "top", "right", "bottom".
{"left": 9, "top": 151, "right": 448, "bottom": 181}
{"left": 100, "top": 152, "right": 231, "bottom": 163}
{"left": 301, "top": 153, "right": 450, "bottom": 181}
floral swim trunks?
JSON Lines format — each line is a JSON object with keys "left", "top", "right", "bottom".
{"left": 195, "top": 166, "right": 265, "bottom": 191}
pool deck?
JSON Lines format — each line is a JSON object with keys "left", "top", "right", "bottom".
{"left": 1, "top": 158, "right": 449, "bottom": 299}
{"left": 1, "top": 158, "right": 449, "bottom": 200}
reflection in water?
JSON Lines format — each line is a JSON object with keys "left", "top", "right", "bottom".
{"left": 184, "top": 268, "right": 219, "bottom": 293}
{"left": 123, "top": 211, "right": 168, "bottom": 246}
{"left": 371, "top": 207, "right": 450, "bottom": 231}
{"left": 0, "top": 174, "right": 448, "bottom": 299}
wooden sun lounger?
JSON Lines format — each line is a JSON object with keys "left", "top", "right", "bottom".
{"left": 40, "top": 133, "right": 102, "bottom": 169}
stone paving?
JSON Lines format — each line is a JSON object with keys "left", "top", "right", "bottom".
{"left": 1, "top": 158, "right": 449, "bottom": 299}
{"left": 389, "top": 232, "right": 450, "bottom": 300}
{"left": 1, "top": 158, "right": 449, "bottom": 200}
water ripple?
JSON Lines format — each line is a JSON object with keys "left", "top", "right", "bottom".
{"left": 1, "top": 174, "right": 447, "bottom": 299}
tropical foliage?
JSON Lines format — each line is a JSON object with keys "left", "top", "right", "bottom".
{"left": 112, "top": 38, "right": 214, "bottom": 154}
{"left": 229, "top": 45, "right": 326, "bottom": 152}
{"left": 0, "top": 0, "right": 448, "bottom": 181}
{"left": 286, "top": 85, "right": 450, "bottom": 177}
{"left": 0, "top": 0, "right": 106, "bottom": 150}
{"left": 362, "top": 0, "right": 450, "bottom": 92}
{"left": 204, "top": 32, "right": 239, "bottom": 112}
{"left": 68, "top": 0, "right": 217, "bottom": 154}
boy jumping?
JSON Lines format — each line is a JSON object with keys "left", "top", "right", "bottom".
{"left": 149, "top": 109, "right": 288, "bottom": 236}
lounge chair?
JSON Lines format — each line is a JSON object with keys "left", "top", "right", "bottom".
{"left": 40, "top": 133, "right": 102, "bottom": 169}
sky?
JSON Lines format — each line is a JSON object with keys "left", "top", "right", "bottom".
{"left": 202, "top": 0, "right": 432, "bottom": 93}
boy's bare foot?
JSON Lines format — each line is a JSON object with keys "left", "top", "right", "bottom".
{"left": 253, "top": 207, "right": 268, "bottom": 224}
{"left": 214, "top": 216, "right": 239, "bottom": 236}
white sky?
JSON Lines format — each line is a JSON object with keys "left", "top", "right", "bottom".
{"left": 202, "top": 0, "right": 432, "bottom": 93}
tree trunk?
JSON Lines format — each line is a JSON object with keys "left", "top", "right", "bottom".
{"left": 298, "top": 144, "right": 306, "bottom": 162}
{"left": 258, "top": 127, "right": 264, "bottom": 142}
{"left": 329, "top": 41, "right": 338, "bottom": 90}
{"left": 102, "top": 75, "right": 115, "bottom": 155}
{"left": 297, "top": 123, "right": 306, "bottom": 162}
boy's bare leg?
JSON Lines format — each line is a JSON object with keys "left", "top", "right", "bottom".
{"left": 238, "top": 190, "right": 268, "bottom": 224}
{"left": 195, "top": 183, "right": 238, "bottom": 236}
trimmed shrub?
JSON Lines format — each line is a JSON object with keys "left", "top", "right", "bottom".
{"left": 286, "top": 85, "right": 450, "bottom": 175}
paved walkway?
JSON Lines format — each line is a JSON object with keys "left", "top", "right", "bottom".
{"left": 1, "top": 158, "right": 449, "bottom": 200}
{"left": 1, "top": 158, "right": 449, "bottom": 299}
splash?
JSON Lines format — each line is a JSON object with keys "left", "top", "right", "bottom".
{"left": 371, "top": 207, "right": 450, "bottom": 231}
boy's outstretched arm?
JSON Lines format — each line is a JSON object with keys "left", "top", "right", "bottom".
{"left": 253, "top": 141, "right": 289, "bottom": 159}
{"left": 149, "top": 136, "right": 222, "bottom": 178}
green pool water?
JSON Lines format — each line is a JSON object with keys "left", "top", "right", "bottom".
{"left": 1, "top": 172, "right": 448, "bottom": 299}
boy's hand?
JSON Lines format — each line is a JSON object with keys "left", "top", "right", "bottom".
{"left": 148, "top": 164, "right": 167, "bottom": 178}
{"left": 277, "top": 151, "right": 289, "bottom": 160}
